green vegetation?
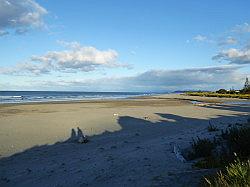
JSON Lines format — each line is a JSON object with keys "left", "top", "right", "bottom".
{"left": 241, "top": 88, "right": 250, "bottom": 94}
{"left": 186, "top": 91, "right": 250, "bottom": 99}
{"left": 204, "top": 159, "right": 250, "bottom": 187}
{"left": 188, "top": 137, "right": 216, "bottom": 160}
{"left": 184, "top": 118, "right": 250, "bottom": 186}
{"left": 221, "top": 126, "right": 250, "bottom": 159}
{"left": 207, "top": 123, "right": 219, "bottom": 132}
{"left": 194, "top": 156, "right": 222, "bottom": 169}
{"left": 188, "top": 119, "right": 250, "bottom": 186}
{"left": 186, "top": 78, "right": 250, "bottom": 99}
{"left": 216, "top": 89, "right": 228, "bottom": 94}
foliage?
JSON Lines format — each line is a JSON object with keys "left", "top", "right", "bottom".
{"left": 188, "top": 137, "right": 215, "bottom": 159}
{"left": 203, "top": 159, "right": 250, "bottom": 187}
{"left": 242, "top": 87, "right": 250, "bottom": 94}
{"left": 199, "top": 124, "right": 250, "bottom": 186}
{"left": 183, "top": 119, "right": 250, "bottom": 186}
{"left": 187, "top": 122, "right": 250, "bottom": 168}
{"left": 221, "top": 126, "right": 250, "bottom": 159}
{"left": 207, "top": 123, "right": 218, "bottom": 132}
{"left": 216, "top": 89, "right": 227, "bottom": 94}
{"left": 194, "top": 156, "right": 222, "bottom": 169}
{"left": 186, "top": 92, "right": 250, "bottom": 99}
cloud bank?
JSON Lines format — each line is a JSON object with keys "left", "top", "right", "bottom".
{"left": 213, "top": 46, "right": 250, "bottom": 64}
{"left": 20, "top": 65, "right": 244, "bottom": 92}
{"left": 0, "top": 0, "right": 47, "bottom": 36}
{"left": 0, "top": 41, "right": 130, "bottom": 75}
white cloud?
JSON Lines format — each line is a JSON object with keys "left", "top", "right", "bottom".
{"left": 0, "top": 61, "right": 51, "bottom": 75}
{"left": 232, "top": 23, "right": 250, "bottom": 33}
{"left": 0, "top": 41, "right": 131, "bottom": 75}
{"left": 193, "top": 34, "right": 215, "bottom": 44}
{"left": 212, "top": 46, "right": 250, "bottom": 64}
{"left": 193, "top": 34, "right": 207, "bottom": 42}
{"left": 218, "top": 37, "right": 238, "bottom": 46}
{"left": 0, "top": 29, "right": 8, "bottom": 36}
{"left": 57, "top": 40, "right": 81, "bottom": 49}
{"left": 0, "top": 0, "right": 47, "bottom": 35}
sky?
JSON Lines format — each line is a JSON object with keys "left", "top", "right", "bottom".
{"left": 0, "top": 0, "right": 250, "bottom": 92}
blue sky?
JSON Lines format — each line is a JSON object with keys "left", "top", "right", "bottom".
{"left": 0, "top": 0, "right": 250, "bottom": 91}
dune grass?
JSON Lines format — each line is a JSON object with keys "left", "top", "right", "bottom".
{"left": 221, "top": 126, "right": 250, "bottom": 159}
{"left": 186, "top": 92, "right": 250, "bottom": 99}
{"left": 196, "top": 120, "right": 250, "bottom": 186}
{"left": 204, "top": 159, "right": 250, "bottom": 187}
{"left": 184, "top": 118, "right": 250, "bottom": 186}
{"left": 207, "top": 123, "right": 219, "bottom": 132}
{"left": 188, "top": 137, "right": 216, "bottom": 160}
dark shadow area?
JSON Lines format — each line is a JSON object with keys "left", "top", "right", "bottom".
{"left": 200, "top": 103, "right": 250, "bottom": 113}
{"left": 0, "top": 111, "right": 249, "bottom": 187}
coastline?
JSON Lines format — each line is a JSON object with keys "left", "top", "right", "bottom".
{"left": 0, "top": 93, "right": 249, "bottom": 186}
{"left": 0, "top": 92, "right": 249, "bottom": 107}
{"left": 0, "top": 91, "right": 155, "bottom": 105}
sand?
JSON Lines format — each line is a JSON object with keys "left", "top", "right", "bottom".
{"left": 0, "top": 94, "right": 249, "bottom": 186}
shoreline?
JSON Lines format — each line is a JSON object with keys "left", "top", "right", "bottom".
{"left": 0, "top": 93, "right": 158, "bottom": 106}
{"left": 0, "top": 93, "right": 249, "bottom": 107}
{"left": 0, "top": 91, "right": 158, "bottom": 105}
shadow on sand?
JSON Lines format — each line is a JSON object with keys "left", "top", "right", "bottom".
{"left": 0, "top": 108, "right": 249, "bottom": 187}
{"left": 200, "top": 103, "right": 250, "bottom": 113}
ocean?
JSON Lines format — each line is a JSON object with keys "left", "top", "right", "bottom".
{"left": 0, "top": 91, "right": 153, "bottom": 104}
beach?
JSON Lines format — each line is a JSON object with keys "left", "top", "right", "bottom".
{"left": 0, "top": 94, "right": 249, "bottom": 186}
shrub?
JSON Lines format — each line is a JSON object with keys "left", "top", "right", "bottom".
{"left": 193, "top": 125, "right": 250, "bottom": 169}
{"left": 216, "top": 89, "right": 228, "bottom": 94}
{"left": 201, "top": 125, "right": 250, "bottom": 186}
{"left": 222, "top": 126, "right": 250, "bottom": 159}
{"left": 208, "top": 122, "right": 218, "bottom": 132}
{"left": 185, "top": 92, "right": 250, "bottom": 99}
{"left": 188, "top": 137, "right": 215, "bottom": 159}
{"left": 204, "top": 159, "right": 250, "bottom": 187}
{"left": 194, "top": 156, "right": 222, "bottom": 169}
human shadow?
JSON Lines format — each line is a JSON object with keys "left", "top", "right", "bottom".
{"left": 67, "top": 128, "right": 77, "bottom": 142}
{"left": 0, "top": 112, "right": 249, "bottom": 187}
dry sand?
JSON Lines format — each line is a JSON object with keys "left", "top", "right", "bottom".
{"left": 0, "top": 94, "right": 249, "bottom": 186}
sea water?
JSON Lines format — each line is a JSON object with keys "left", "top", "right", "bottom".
{"left": 0, "top": 91, "right": 153, "bottom": 104}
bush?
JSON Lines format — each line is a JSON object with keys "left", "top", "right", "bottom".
{"left": 204, "top": 159, "right": 250, "bottom": 187}
{"left": 192, "top": 125, "right": 250, "bottom": 169}
{"left": 188, "top": 137, "right": 215, "bottom": 159}
{"left": 222, "top": 126, "right": 250, "bottom": 159}
{"left": 201, "top": 124, "right": 250, "bottom": 186}
{"left": 241, "top": 87, "right": 250, "bottom": 94}
{"left": 185, "top": 92, "right": 250, "bottom": 99}
{"left": 216, "top": 89, "right": 228, "bottom": 94}
{"left": 194, "top": 157, "right": 222, "bottom": 169}
{"left": 208, "top": 122, "right": 218, "bottom": 132}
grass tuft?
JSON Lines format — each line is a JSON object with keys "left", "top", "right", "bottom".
{"left": 207, "top": 122, "right": 218, "bottom": 132}
{"left": 188, "top": 137, "right": 215, "bottom": 160}
{"left": 222, "top": 126, "right": 250, "bottom": 159}
{"left": 203, "top": 159, "right": 250, "bottom": 187}
{"left": 186, "top": 91, "right": 250, "bottom": 99}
